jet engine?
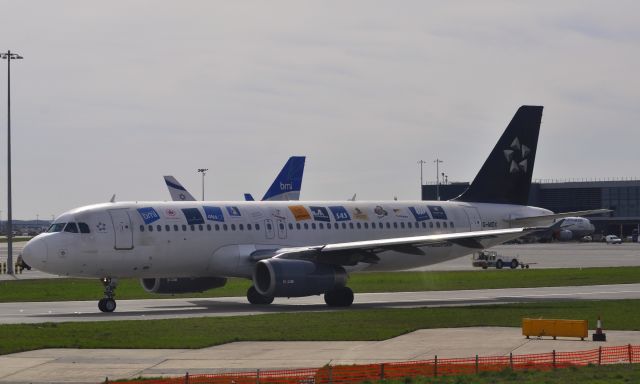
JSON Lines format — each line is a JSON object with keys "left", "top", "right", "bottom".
{"left": 556, "top": 229, "right": 574, "bottom": 241}
{"left": 141, "top": 277, "right": 227, "bottom": 294}
{"left": 253, "top": 258, "right": 347, "bottom": 297}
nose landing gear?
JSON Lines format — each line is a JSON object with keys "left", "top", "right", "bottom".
{"left": 98, "top": 277, "right": 117, "bottom": 313}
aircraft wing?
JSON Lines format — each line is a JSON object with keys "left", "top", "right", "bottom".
{"left": 506, "top": 209, "right": 611, "bottom": 227}
{"left": 250, "top": 227, "right": 540, "bottom": 266}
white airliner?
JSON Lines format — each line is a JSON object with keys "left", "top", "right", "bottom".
{"left": 553, "top": 217, "right": 596, "bottom": 241}
{"left": 22, "top": 106, "right": 607, "bottom": 312}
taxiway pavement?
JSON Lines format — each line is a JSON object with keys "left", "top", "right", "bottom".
{"left": 1, "top": 327, "right": 638, "bottom": 383}
{"left": 1, "top": 283, "right": 639, "bottom": 324}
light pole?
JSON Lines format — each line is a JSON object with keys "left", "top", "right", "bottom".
{"left": 1, "top": 50, "right": 23, "bottom": 275}
{"left": 197, "top": 168, "right": 208, "bottom": 200}
{"left": 417, "top": 160, "right": 427, "bottom": 200}
{"left": 434, "top": 158, "right": 443, "bottom": 201}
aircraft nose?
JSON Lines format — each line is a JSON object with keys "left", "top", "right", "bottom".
{"left": 22, "top": 237, "right": 48, "bottom": 268}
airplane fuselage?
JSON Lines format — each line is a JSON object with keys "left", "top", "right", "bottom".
{"left": 25, "top": 200, "right": 551, "bottom": 279}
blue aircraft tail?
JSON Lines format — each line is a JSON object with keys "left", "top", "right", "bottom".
{"left": 262, "top": 156, "right": 306, "bottom": 201}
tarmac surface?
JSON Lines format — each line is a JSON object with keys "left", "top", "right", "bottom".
{"left": 1, "top": 327, "right": 638, "bottom": 383}
{"left": 1, "top": 283, "right": 639, "bottom": 324}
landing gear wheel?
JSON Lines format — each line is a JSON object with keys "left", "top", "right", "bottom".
{"left": 98, "top": 298, "right": 116, "bottom": 313}
{"left": 510, "top": 259, "right": 519, "bottom": 269}
{"left": 98, "top": 277, "right": 118, "bottom": 313}
{"left": 324, "top": 287, "right": 354, "bottom": 307}
{"left": 247, "top": 286, "right": 274, "bottom": 305}
{"left": 496, "top": 259, "right": 504, "bottom": 269}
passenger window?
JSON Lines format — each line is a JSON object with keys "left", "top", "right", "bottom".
{"left": 407, "top": 223, "right": 412, "bottom": 229}
{"left": 400, "top": 222, "right": 405, "bottom": 229}
{"left": 230, "top": 224, "right": 235, "bottom": 231}
{"left": 223, "top": 224, "right": 228, "bottom": 231}
{"left": 255, "top": 224, "right": 260, "bottom": 231}
{"left": 430, "top": 222, "right": 434, "bottom": 228}
{"left": 341, "top": 223, "right": 346, "bottom": 229}
{"left": 165, "top": 225, "right": 170, "bottom": 231}
{"left": 174, "top": 225, "right": 179, "bottom": 231}
{"left": 240, "top": 224, "right": 244, "bottom": 231}
{"left": 267, "top": 223, "right": 272, "bottom": 231}
{"left": 311, "top": 223, "right": 316, "bottom": 230}
{"left": 421, "top": 222, "right": 426, "bottom": 229}
{"left": 78, "top": 222, "right": 91, "bottom": 234}
{"left": 304, "top": 223, "right": 309, "bottom": 230}
{"left": 288, "top": 223, "right": 293, "bottom": 230}
{"left": 393, "top": 222, "right": 398, "bottom": 229}
{"left": 140, "top": 225, "right": 145, "bottom": 232}
{"left": 279, "top": 223, "right": 284, "bottom": 230}
{"left": 199, "top": 224, "right": 204, "bottom": 231}
{"left": 319, "top": 223, "right": 324, "bottom": 229}
{"left": 215, "top": 224, "right": 220, "bottom": 231}
{"left": 443, "top": 222, "right": 448, "bottom": 228}
{"left": 334, "top": 223, "right": 339, "bottom": 229}
{"left": 356, "top": 222, "right": 361, "bottom": 229}
{"left": 450, "top": 222, "right": 455, "bottom": 228}
{"left": 436, "top": 222, "right": 441, "bottom": 228}
{"left": 364, "top": 223, "right": 369, "bottom": 229}
{"left": 248, "top": 224, "right": 253, "bottom": 230}
{"left": 148, "top": 225, "right": 153, "bottom": 232}
{"left": 182, "top": 225, "right": 187, "bottom": 231}
{"left": 157, "top": 225, "right": 162, "bottom": 232}
{"left": 64, "top": 223, "right": 79, "bottom": 233}
{"left": 296, "top": 223, "right": 301, "bottom": 230}
{"left": 190, "top": 225, "right": 195, "bottom": 231}
{"left": 386, "top": 222, "right": 391, "bottom": 229}
{"left": 349, "top": 223, "right": 354, "bottom": 229}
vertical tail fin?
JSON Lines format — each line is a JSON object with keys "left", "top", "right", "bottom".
{"left": 164, "top": 176, "right": 197, "bottom": 201}
{"left": 262, "top": 156, "right": 306, "bottom": 201}
{"left": 244, "top": 193, "right": 255, "bottom": 201}
{"left": 454, "top": 106, "right": 543, "bottom": 205}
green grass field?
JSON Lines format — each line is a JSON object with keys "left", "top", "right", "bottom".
{"left": 2, "top": 267, "right": 640, "bottom": 302}
{"left": 0, "top": 299, "right": 638, "bottom": 355}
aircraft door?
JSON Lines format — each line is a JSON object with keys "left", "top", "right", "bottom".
{"left": 109, "top": 209, "right": 134, "bottom": 250}
{"left": 264, "top": 219, "right": 275, "bottom": 239}
{"left": 463, "top": 207, "right": 482, "bottom": 231}
{"left": 277, "top": 219, "right": 287, "bottom": 239}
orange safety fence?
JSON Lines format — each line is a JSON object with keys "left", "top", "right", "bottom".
{"left": 114, "top": 344, "right": 640, "bottom": 384}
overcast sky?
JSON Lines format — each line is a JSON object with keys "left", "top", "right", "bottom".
{"left": 0, "top": 1, "right": 639, "bottom": 219}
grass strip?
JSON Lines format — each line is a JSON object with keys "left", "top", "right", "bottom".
{"left": 1, "top": 299, "right": 638, "bottom": 355}
{"left": 2, "top": 267, "right": 640, "bottom": 302}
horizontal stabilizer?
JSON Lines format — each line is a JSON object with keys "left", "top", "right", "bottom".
{"left": 507, "top": 209, "right": 611, "bottom": 227}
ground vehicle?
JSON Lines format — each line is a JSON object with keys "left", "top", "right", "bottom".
{"left": 471, "top": 250, "right": 529, "bottom": 269}
{"left": 605, "top": 235, "right": 622, "bottom": 244}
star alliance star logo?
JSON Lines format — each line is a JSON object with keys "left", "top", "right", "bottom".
{"left": 503, "top": 137, "right": 530, "bottom": 174}
{"left": 96, "top": 222, "right": 107, "bottom": 232}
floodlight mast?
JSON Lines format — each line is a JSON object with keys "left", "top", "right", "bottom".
{"left": 1, "top": 50, "right": 23, "bottom": 275}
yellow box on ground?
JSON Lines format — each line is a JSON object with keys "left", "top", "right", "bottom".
{"left": 522, "top": 318, "right": 588, "bottom": 340}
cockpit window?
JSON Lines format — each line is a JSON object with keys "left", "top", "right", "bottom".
{"left": 64, "top": 223, "right": 79, "bottom": 233}
{"left": 47, "top": 223, "right": 66, "bottom": 233}
{"left": 78, "top": 222, "right": 91, "bottom": 234}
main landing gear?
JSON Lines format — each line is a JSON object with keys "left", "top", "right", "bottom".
{"left": 98, "top": 277, "right": 117, "bottom": 313}
{"left": 247, "top": 286, "right": 274, "bottom": 305}
{"left": 324, "top": 287, "right": 354, "bottom": 307}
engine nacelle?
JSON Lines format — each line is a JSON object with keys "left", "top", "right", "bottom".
{"left": 141, "top": 277, "right": 227, "bottom": 294}
{"left": 253, "top": 259, "right": 347, "bottom": 297}
{"left": 557, "top": 229, "right": 574, "bottom": 241}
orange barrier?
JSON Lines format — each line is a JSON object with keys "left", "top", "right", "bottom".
{"left": 522, "top": 318, "right": 588, "bottom": 340}
{"left": 113, "top": 344, "right": 640, "bottom": 384}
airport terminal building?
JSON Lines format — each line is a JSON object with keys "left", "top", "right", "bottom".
{"left": 422, "top": 179, "right": 640, "bottom": 237}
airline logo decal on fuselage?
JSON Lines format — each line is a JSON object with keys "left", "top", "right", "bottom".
{"left": 226, "top": 206, "right": 242, "bottom": 218}
{"left": 374, "top": 206, "right": 388, "bottom": 219}
{"left": 288, "top": 205, "right": 311, "bottom": 221}
{"left": 310, "top": 206, "right": 331, "bottom": 222}
{"left": 351, "top": 207, "right": 369, "bottom": 220}
{"left": 408, "top": 206, "right": 431, "bottom": 221}
{"left": 203, "top": 206, "right": 225, "bottom": 222}
{"left": 329, "top": 206, "right": 351, "bottom": 221}
{"left": 137, "top": 207, "right": 160, "bottom": 224}
{"left": 428, "top": 206, "right": 448, "bottom": 220}
{"left": 182, "top": 208, "right": 205, "bottom": 225}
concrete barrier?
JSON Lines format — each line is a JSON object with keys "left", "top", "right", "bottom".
{"left": 522, "top": 318, "right": 588, "bottom": 340}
